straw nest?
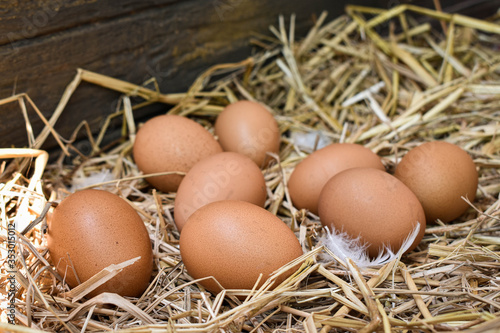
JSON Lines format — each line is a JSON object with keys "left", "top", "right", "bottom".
{"left": 1, "top": 4, "right": 500, "bottom": 332}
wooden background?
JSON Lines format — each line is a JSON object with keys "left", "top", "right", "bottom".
{"left": 0, "top": 0, "right": 498, "bottom": 153}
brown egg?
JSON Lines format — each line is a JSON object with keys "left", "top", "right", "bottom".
{"left": 133, "top": 114, "right": 222, "bottom": 192}
{"left": 214, "top": 100, "right": 280, "bottom": 167}
{"left": 179, "top": 200, "right": 303, "bottom": 293}
{"left": 318, "top": 168, "right": 426, "bottom": 258}
{"left": 288, "top": 143, "right": 385, "bottom": 215}
{"left": 174, "top": 152, "right": 267, "bottom": 232}
{"left": 394, "top": 141, "right": 478, "bottom": 223}
{"left": 46, "top": 189, "right": 153, "bottom": 298}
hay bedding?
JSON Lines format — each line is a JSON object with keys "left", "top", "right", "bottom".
{"left": 1, "top": 4, "right": 500, "bottom": 332}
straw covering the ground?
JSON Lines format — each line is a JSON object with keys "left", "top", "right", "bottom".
{"left": 1, "top": 4, "right": 500, "bottom": 332}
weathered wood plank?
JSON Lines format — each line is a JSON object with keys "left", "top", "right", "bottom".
{"left": 0, "top": 0, "right": 497, "bottom": 152}
{"left": 0, "top": 0, "right": 365, "bottom": 151}
{"left": 0, "top": 0, "right": 180, "bottom": 45}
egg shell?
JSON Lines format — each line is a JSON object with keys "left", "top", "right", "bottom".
{"left": 394, "top": 141, "right": 478, "bottom": 223}
{"left": 46, "top": 189, "right": 153, "bottom": 298}
{"left": 318, "top": 168, "right": 426, "bottom": 258}
{"left": 214, "top": 100, "right": 280, "bottom": 167}
{"left": 133, "top": 114, "right": 222, "bottom": 192}
{"left": 288, "top": 143, "right": 385, "bottom": 215}
{"left": 174, "top": 152, "right": 267, "bottom": 232}
{"left": 179, "top": 200, "right": 303, "bottom": 293}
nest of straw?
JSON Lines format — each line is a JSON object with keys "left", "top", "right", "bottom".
{"left": 1, "top": 4, "right": 500, "bottom": 332}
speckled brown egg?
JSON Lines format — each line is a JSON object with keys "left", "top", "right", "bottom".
{"left": 179, "top": 200, "right": 303, "bottom": 293}
{"left": 46, "top": 189, "right": 153, "bottom": 298}
{"left": 394, "top": 141, "right": 478, "bottom": 223}
{"left": 133, "top": 114, "right": 222, "bottom": 192}
{"left": 288, "top": 143, "right": 385, "bottom": 215}
{"left": 214, "top": 100, "right": 280, "bottom": 167}
{"left": 318, "top": 168, "right": 426, "bottom": 258}
{"left": 174, "top": 152, "right": 267, "bottom": 232}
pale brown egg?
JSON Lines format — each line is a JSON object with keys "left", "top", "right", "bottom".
{"left": 133, "top": 114, "right": 222, "bottom": 192}
{"left": 174, "top": 152, "right": 267, "bottom": 232}
{"left": 46, "top": 189, "right": 153, "bottom": 298}
{"left": 394, "top": 141, "right": 478, "bottom": 223}
{"left": 179, "top": 200, "right": 303, "bottom": 293}
{"left": 288, "top": 143, "right": 385, "bottom": 215}
{"left": 318, "top": 168, "right": 426, "bottom": 258}
{"left": 214, "top": 100, "right": 280, "bottom": 167}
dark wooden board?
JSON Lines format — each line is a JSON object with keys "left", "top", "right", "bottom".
{"left": 0, "top": 0, "right": 374, "bottom": 151}
{"left": 0, "top": 0, "right": 497, "bottom": 153}
{"left": 0, "top": 0, "right": 182, "bottom": 45}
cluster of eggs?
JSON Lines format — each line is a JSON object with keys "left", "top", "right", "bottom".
{"left": 288, "top": 141, "right": 478, "bottom": 257}
{"left": 46, "top": 100, "right": 478, "bottom": 297}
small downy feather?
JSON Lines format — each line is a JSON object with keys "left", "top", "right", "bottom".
{"left": 70, "top": 169, "right": 115, "bottom": 191}
{"left": 319, "top": 223, "right": 421, "bottom": 269}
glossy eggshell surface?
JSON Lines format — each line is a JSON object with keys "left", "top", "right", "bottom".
{"left": 214, "top": 100, "right": 280, "bottom": 167}
{"left": 318, "top": 168, "right": 426, "bottom": 258}
{"left": 174, "top": 152, "right": 267, "bottom": 232}
{"left": 394, "top": 141, "right": 478, "bottom": 223}
{"left": 288, "top": 143, "right": 385, "bottom": 215}
{"left": 46, "top": 189, "right": 153, "bottom": 298}
{"left": 133, "top": 114, "right": 222, "bottom": 192}
{"left": 179, "top": 200, "right": 303, "bottom": 293}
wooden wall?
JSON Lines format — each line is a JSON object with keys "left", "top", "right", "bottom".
{"left": 0, "top": 0, "right": 498, "bottom": 153}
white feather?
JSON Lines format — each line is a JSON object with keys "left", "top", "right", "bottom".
{"left": 290, "top": 131, "right": 332, "bottom": 151}
{"left": 70, "top": 169, "right": 115, "bottom": 191}
{"left": 319, "top": 223, "right": 421, "bottom": 269}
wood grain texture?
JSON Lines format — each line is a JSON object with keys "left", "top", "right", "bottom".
{"left": 0, "top": 0, "right": 364, "bottom": 151}
{"left": 0, "top": 0, "right": 496, "bottom": 152}
{"left": 0, "top": 0, "right": 180, "bottom": 45}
